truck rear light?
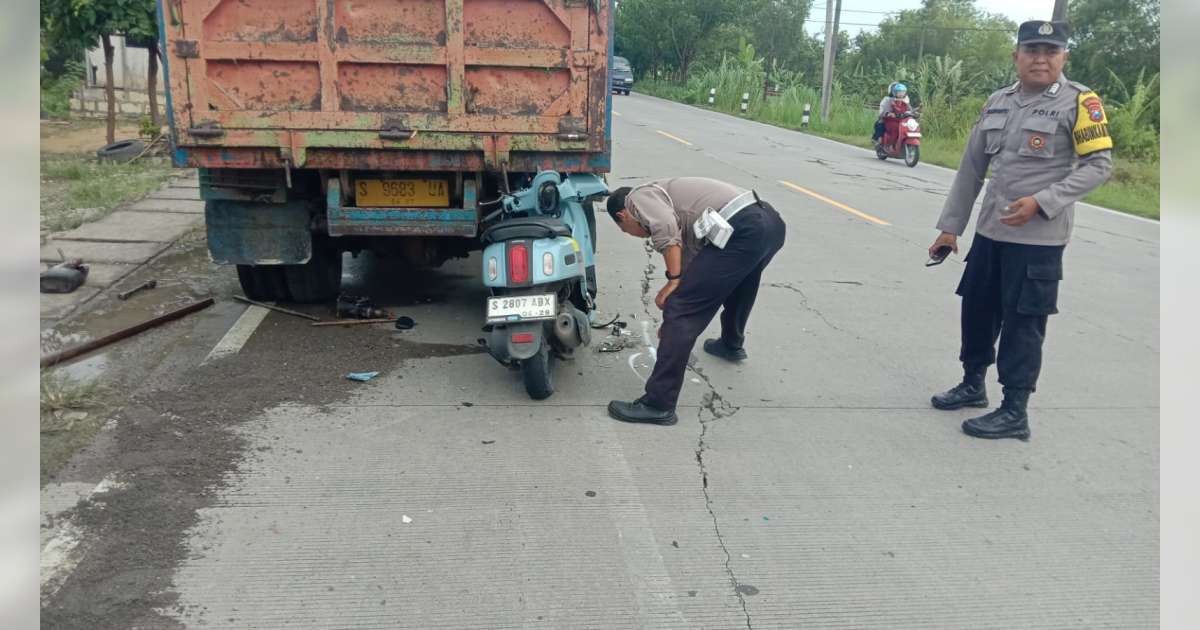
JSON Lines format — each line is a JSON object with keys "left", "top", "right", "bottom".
{"left": 542, "top": 252, "right": 554, "bottom": 276}
{"left": 508, "top": 243, "right": 530, "bottom": 284}
{"left": 511, "top": 332, "right": 535, "bottom": 344}
{"left": 487, "top": 257, "right": 499, "bottom": 282}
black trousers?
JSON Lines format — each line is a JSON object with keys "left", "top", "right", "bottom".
{"left": 956, "top": 234, "right": 1065, "bottom": 392}
{"left": 643, "top": 202, "right": 787, "bottom": 411}
{"left": 873, "top": 119, "right": 886, "bottom": 141}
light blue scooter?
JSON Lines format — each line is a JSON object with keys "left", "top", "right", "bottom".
{"left": 480, "top": 171, "right": 609, "bottom": 399}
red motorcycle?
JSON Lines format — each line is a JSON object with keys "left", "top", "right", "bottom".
{"left": 875, "top": 102, "right": 921, "bottom": 167}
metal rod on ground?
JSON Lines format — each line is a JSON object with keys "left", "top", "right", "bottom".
{"left": 232, "top": 295, "right": 321, "bottom": 321}
{"left": 41, "top": 298, "right": 215, "bottom": 368}
{"left": 740, "top": 92, "right": 749, "bottom": 114}
{"left": 310, "top": 318, "right": 395, "bottom": 327}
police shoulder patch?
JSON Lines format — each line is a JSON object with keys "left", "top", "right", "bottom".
{"left": 1072, "top": 91, "right": 1112, "bottom": 156}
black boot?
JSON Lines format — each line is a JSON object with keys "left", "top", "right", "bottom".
{"left": 703, "top": 338, "right": 747, "bottom": 362}
{"left": 931, "top": 367, "right": 988, "bottom": 410}
{"left": 608, "top": 396, "right": 678, "bottom": 426}
{"left": 962, "top": 388, "right": 1031, "bottom": 440}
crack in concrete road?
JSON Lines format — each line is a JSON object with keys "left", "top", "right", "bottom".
{"left": 767, "top": 281, "right": 862, "bottom": 339}
{"left": 637, "top": 241, "right": 753, "bottom": 629}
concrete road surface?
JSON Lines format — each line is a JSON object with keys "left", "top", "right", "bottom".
{"left": 42, "top": 93, "right": 1158, "bottom": 629}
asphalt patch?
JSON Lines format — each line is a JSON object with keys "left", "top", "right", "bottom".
{"left": 41, "top": 314, "right": 480, "bottom": 628}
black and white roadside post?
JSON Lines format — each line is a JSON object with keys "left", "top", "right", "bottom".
{"left": 740, "top": 92, "right": 749, "bottom": 115}
{"left": 801, "top": 103, "right": 811, "bottom": 127}
{"left": 708, "top": 88, "right": 716, "bottom": 106}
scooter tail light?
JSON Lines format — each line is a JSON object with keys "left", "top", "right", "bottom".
{"left": 542, "top": 252, "right": 554, "bottom": 277}
{"left": 511, "top": 332, "right": 535, "bottom": 344}
{"left": 508, "top": 243, "right": 530, "bottom": 284}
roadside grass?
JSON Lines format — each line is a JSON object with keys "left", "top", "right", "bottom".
{"left": 636, "top": 80, "right": 1160, "bottom": 220}
{"left": 41, "top": 369, "right": 110, "bottom": 483}
{"left": 41, "top": 152, "right": 175, "bottom": 233}
{"left": 40, "top": 369, "right": 105, "bottom": 414}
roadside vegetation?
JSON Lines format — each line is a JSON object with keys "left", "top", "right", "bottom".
{"left": 618, "top": 0, "right": 1160, "bottom": 220}
{"left": 41, "top": 144, "right": 174, "bottom": 233}
{"left": 41, "top": 369, "right": 110, "bottom": 483}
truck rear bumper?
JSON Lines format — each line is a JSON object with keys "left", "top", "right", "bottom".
{"left": 325, "top": 177, "right": 479, "bottom": 238}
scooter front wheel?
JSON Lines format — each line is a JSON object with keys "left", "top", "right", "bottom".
{"left": 904, "top": 144, "right": 920, "bottom": 167}
{"left": 521, "top": 342, "right": 555, "bottom": 400}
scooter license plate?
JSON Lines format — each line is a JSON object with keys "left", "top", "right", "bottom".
{"left": 487, "top": 294, "right": 557, "bottom": 324}
{"left": 906, "top": 132, "right": 921, "bottom": 137}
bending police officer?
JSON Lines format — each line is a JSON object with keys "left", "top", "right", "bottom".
{"left": 605, "top": 178, "right": 787, "bottom": 426}
{"left": 928, "top": 20, "right": 1113, "bottom": 440}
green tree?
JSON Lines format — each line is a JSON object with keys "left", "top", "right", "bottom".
{"left": 1067, "top": 0, "right": 1159, "bottom": 102}
{"left": 749, "top": 0, "right": 815, "bottom": 70}
{"left": 616, "top": 0, "right": 745, "bottom": 80}
{"left": 42, "top": 0, "right": 157, "bottom": 143}
{"left": 847, "top": 0, "right": 1015, "bottom": 93}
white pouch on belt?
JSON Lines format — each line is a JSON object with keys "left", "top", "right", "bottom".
{"left": 693, "top": 190, "right": 757, "bottom": 249}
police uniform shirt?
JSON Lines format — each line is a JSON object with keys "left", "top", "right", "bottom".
{"left": 936, "top": 76, "right": 1114, "bottom": 246}
{"left": 625, "top": 177, "right": 746, "bottom": 270}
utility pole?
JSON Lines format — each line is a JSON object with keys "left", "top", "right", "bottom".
{"left": 819, "top": 0, "right": 837, "bottom": 121}
{"left": 1052, "top": 0, "right": 1067, "bottom": 21}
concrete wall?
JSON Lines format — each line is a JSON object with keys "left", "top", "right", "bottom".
{"left": 84, "top": 35, "right": 164, "bottom": 92}
{"left": 74, "top": 36, "right": 166, "bottom": 118}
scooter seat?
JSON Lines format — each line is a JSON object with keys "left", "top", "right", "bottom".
{"left": 481, "top": 216, "right": 572, "bottom": 244}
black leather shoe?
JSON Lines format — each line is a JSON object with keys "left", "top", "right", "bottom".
{"left": 703, "top": 338, "right": 747, "bottom": 362}
{"left": 931, "top": 382, "right": 988, "bottom": 410}
{"left": 608, "top": 398, "right": 677, "bottom": 426}
{"left": 962, "top": 407, "right": 1030, "bottom": 440}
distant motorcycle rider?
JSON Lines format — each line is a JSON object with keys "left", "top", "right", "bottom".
{"left": 873, "top": 82, "right": 911, "bottom": 145}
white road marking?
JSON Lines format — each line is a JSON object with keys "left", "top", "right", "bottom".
{"left": 586, "top": 420, "right": 690, "bottom": 626}
{"left": 41, "top": 475, "right": 127, "bottom": 603}
{"left": 202, "top": 304, "right": 270, "bottom": 365}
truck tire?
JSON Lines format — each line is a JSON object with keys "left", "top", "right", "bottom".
{"left": 236, "top": 264, "right": 292, "bottom": 302}
{"left": 284, "top": 241, "right": 342, "bottom": 303}
{"left": 521, "top": 342, "right": 555, "bottom": 400}
{"left": 96, "top": 139, "right": 146, "bottom": 162}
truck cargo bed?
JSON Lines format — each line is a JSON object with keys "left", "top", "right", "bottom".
{"left": 160, "top": 0, "right": 612, "bottom": 172}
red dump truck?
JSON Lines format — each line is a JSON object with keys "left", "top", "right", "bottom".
{"left": 158, "top": 0, "right": 612, "bottom": 302}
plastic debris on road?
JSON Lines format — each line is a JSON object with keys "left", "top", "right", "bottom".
{"left": 401, "top": 515, "right": 413, "bottom": 524}
{"left": 346, "top": 371, "right": 380, "bottom": 382}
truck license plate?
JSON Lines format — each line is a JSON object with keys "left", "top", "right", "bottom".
{"left": 487, "top": 294, "right": 557, "bottom": 323}
{"left": 356, "top": 179, "right": 450, "bottom": 207}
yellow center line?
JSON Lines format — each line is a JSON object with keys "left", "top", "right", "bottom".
{"left": 777, "top": 180, "right": 891, "bottom": 226}
{"left": 656, "top": 130, "right": 693, "bottom": 146}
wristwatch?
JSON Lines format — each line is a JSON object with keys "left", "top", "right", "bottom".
{"left": 665, "top": 270, "right": 682, "bottom": 280}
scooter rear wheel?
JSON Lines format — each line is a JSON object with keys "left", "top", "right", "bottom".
{"left": 875, "top": 144, "right": 888, "bottom": 160}
{"left": 521, "top": 342, "right": 555, "bottom": 400}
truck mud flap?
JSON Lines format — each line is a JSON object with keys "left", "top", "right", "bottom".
{"left": 206, "top": 200, "right": 312, "bottom": 265}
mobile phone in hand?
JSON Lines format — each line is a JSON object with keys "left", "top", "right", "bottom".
{"left": 926, "top": 245, "right": 953, "bottom": 267}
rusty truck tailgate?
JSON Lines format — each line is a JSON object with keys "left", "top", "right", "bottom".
{"left": 161, "top": 0, "right": 611, "bottom": 172}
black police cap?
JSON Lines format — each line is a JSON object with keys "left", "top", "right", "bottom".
{"left": 1018, "top": 20, "right": 1070, "bottom": 47}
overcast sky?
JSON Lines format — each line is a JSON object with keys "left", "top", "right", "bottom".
{"left": 806, "top": 0, "right": 1063, "bottom": 38}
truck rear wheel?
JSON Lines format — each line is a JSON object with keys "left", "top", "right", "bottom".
{"left": 236, "top": 265, "right": 291, "bottom": 302}
{"left": 284, "top": 241, "right": 342, "bottom": 304}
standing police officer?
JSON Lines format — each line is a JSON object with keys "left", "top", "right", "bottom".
{"left": 928, "top": 20, "right": 1113, "bottom": 440}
